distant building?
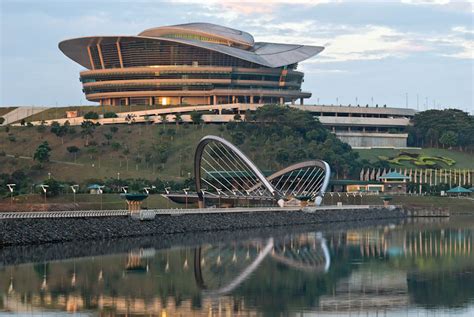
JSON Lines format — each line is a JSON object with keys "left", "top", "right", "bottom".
{"left": 377, "top": 172, "right": 410, "bottom": 194}
{"left": 293, "top": 105, "right": 416, "bottom": 148}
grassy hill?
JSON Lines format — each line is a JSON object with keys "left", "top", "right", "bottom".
{"left": 355, "top": 148, "right": 474, "bottom": 169}
{"left": 1, "top": 122, "right": 472, "bottom": 187}
{"left": 0, "top": 123, "right": 228, "bottom": 184}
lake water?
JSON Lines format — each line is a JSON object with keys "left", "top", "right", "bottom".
{"left": 1, "top": 216, "right": 474, "bottom": 316}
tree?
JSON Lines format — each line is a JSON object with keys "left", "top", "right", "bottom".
{"left": 0, "top": 117, "right": 5, "bottom": 125}
{"left": 190, "top": 111, "right": 203, "bottom": 126}
{"left": 174, "top": 113, "right": 183, "bottom": 125}
{"left": 103, "top": 112, "right": 118, "bottom": 118}
{"left": 110, "top": 126, "right": 118, "bottom": 134}
{"left": 233, "top": 113, "right": 242, "bottom": 121}
{"left": 50, "top": 121, "right": 68, "bottom": 144}
{"left": 84, "top": 111, "right": 99, "bottom": 120}
{"left": 81, "top": 120, "right": 96, "bottom": 146}
{"left": 439, "top": 131, "right": 458, "bottom": 149}
{"left": 41, "top": 178, "right": 62, "bottom": 197}
{"left": 104, "top": 133, "right": 113, "bottom": 144}
{"left": 67, "top": 146, "right": 80, "bottom": 162}
{"left": 33, "top": 141, "right": 51, "bottom": 166}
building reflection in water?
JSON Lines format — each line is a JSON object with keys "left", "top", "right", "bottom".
{"left": 1, "top": 219, "right": 474, "bottom": 316}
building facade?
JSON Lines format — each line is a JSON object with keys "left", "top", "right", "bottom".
{"left": 59, "top": 23, "right": 323, "bottom": 107}
{"left": 293, "top": 105, "right": 416, "bottom": 148}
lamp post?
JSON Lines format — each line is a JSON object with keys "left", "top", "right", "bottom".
{"left": 40, "top": 185, "right": 49, "bottom": 204}
{"left": 7, "top": 184, "right": 15, "bottom": 205}
{"left": 165, "top": 187, "right": 171, "bottom": 209}
{"left": 201, "top": 190, "right": 206, "bottom": 208}
{"left": 117, "top": 172, "right": 120, "bottom": 180}
{"left": 232, "top": 189, "right": 237, "bottom": 207}
{"left": 217, "top": 188, "right": 222, "bottom": 208}
{"left": 143, "top": 186, "right": 155, "bottom": 209}
{"left": 183, "top": 188, "right": 190, "bottom": 209}
{"left": 48, "top": 172, "right": 51, "bottom": 180}
{"left": 98, "top": 186, "right": 105, "bottom": 210}
{"left": 70, "top": 185, "right": 79, "bottom": 207}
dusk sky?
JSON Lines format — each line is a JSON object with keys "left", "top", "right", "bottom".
{"left": 0, "top": 0, "right": 472, "bottom": 113}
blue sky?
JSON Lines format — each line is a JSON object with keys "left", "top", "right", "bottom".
{"left": 0, "top": 0, "right": 472, "bottom": 113}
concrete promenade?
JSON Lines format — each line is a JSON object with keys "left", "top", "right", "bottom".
{"left": 0, "top": 205, "right": 375, "bottom": 219}
{"left": 0, "top": 205, "right": 406, "bottom": 246}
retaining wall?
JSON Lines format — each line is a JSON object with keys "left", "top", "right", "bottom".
{"left": 0, "top": 207, "right": 405, "bottom": 246}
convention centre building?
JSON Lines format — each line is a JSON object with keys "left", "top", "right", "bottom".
{"left": 59, "top": 22, "right": 324, "bottom": 107}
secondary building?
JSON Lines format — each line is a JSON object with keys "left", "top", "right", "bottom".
{"left": 59, "top": 22, "right": 323, "bottom": 107}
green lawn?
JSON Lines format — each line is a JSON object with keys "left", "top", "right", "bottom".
{"left": 355, "top": 148, "right": 474, "bottom": 169}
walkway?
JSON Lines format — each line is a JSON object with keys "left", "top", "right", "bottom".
{"left": 1, "top": 106, "right": 49, "bottom": 125}
{"left": 0, "top": 205, "right": 375, "bottom": 219}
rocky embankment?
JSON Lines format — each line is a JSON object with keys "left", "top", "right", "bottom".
{"left": 0, "top": 207, "right": 405, "bottom": 246}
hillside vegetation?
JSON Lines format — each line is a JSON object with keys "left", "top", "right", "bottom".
{"left": 0, "top": 105, "right": 364, "bottom": 196}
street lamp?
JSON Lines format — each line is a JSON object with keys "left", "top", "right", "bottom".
{"left": 164, "top": 187, "right": 171, "bottom": 208}
{"left": 70, "top": 185, "right": 79, "bottom": 206}
{"left": 40, "top": 185, "right": 49, "bottom": 204}
{"left": 183, "top": 188, "right": 190, "bottom": 209}
{"left": 7, "top": 184, "right": 15, "bottom": 205}
{"left": 232, "top": 189, "right": 237, "bottom": 207}
{"left": 217, "top": 188, "right": 222, "bottom": 208}
{"left": 143, "top": 185, "right": 155, "bottom": 195}
{"left": 98, "top": 186, "right": 105, "bottom": 210}
{"left": 201, "top": 189, "right": 206, "bottom": 208}
{"left": 117, "top": 172, "right": 120, "bottom": 180}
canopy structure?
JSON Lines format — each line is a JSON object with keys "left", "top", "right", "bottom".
{"left": 446, "top": 186, "right": 472, "bottom": 194}
{"left": 59, "top": 22, "right": 324, "bottom": 70}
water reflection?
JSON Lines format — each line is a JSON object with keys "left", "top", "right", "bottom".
{"left": 1, "top": 218, "right": 474, "bottom": 316}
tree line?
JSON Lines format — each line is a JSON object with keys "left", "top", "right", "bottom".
{"left": 407, "top": 109, "right": 474, "bottom": 151}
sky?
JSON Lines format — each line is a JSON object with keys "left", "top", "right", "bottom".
{"left": 0, "top": 0, "right": 473, "bottom": 113}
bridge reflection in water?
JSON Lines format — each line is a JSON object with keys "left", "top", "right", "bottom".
{"left": 1, "top": 220, "right": 474, "bottom": 315}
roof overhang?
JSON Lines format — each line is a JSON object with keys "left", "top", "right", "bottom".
{"left": 59, "top": 35, "right": 324, "bottom": 70}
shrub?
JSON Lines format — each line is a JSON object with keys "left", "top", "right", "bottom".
{"left": 83, "top": 111, "right": 99, "bottom": 120}
{"left": 104, "top": 112, "right": 118, "bottom": 118}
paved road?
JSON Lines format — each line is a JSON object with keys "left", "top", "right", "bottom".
{"left": 1, "top": 106, "right": 48, "bottom": 125}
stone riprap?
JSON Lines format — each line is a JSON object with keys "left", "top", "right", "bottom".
{"left": 0, "top": 207, "right": 405, "bottom": 246}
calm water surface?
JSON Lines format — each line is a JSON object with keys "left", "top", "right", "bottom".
{"left": 1, "top": 217, "right": 474, "bottom": 316}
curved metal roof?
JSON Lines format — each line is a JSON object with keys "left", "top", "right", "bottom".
{"left": 139, "top": 22, "right": 255, "bottom": 47}
{"left": 59, "top": 23, "right": 324, "bottom": 69}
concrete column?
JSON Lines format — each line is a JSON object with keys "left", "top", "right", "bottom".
{"left": 291, "top": 99, "right": 295, "bottom": 105}
{"left": 207, "top": 96, "right": 211, "bottom": 105}
{"left": 232, "top": 96, "right": 236, "bottom": 104}
{"left": 125, "top": 97, "right": 129, "bottom": 106}
{"left": 213, "top": 95, "right": 217, "bottom": 105}
{"left": 300, "top": 98, "right": 304, "bottom": 105}
{"left": 149, "top": 97, "right": 153, "bottom": 106}
{"left": 259, "top": 96, "right": 264, "bottom": 104}
{"left": 250, "top": 95, "right": 254, "bottom": 104}
{"left": 279, "top": 97, "right": 284, "bottom": 104}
